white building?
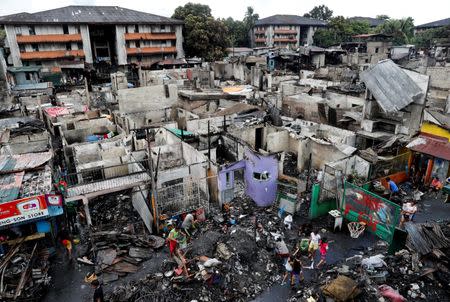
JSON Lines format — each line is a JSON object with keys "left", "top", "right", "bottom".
{"left": 0, "top": 6, "right": 184, "bottom": 75}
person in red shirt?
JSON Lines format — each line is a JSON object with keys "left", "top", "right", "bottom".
{"left": 429, "top": 176, "right": 443, "bottom": 198}
{"left": 316, "top": 237, "right": 329, "bottom": 269}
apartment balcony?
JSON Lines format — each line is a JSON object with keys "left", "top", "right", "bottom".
{"left": 20, "top": 50, "right": 85, "bottom": 60}
{"left": 16, "top": 34, "right": 82, "bottom": 44}
{"left": 126, "top": 46, "right": 177, "bottom": 55}
{"left": 254, "top": 30, "right": 266, "bottom": 34}
{"left": 274, "top": 29, "right": 297, "bottom": 34}
{"left": 255, "top": 38, "right": 266, "bottom": 43}
{"left": 273, "top": 38, "right": 297, "bottom": 43}
{"left": 124, "top": 33, "right": 176, "bottom": 41}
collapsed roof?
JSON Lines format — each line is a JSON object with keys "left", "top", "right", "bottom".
{"left": 360, "top": 59, "right": 424, "bottom": 112}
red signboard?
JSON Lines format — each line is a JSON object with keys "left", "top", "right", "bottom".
{"left": 0, "top": 195, "right": 49, "bottom": 227}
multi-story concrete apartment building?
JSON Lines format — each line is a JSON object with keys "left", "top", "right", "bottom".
{"left": 0, "top": 6, "right": 184, "bottom": 73}
{"left": 251, "top": 15, "right": 327, "bottom": 49}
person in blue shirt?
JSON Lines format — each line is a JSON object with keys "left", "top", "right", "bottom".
{"left": 386, "top": 177, "right": 399, "bottom": 196}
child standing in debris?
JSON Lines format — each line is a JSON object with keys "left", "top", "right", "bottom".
{"left": 290, "top": 255, "right": 304, "bottom": 288}
{"left": 308, "top": 230, "right": 321, "bottom": 268}
{"left": 316, "top": 237, "right": 329, "bottom": 269}
{"left": 167, "top": 225, "right": 180, "bottom": 258}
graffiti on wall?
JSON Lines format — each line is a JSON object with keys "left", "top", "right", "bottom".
{"left": 343, "top": 182, "right": 400, "bottom": 238}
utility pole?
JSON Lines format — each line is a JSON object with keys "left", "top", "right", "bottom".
{"left": 146, "top": 130, "right": 159, "bottom": 234}
{"left": 207, "top": 120, "right": 211, "bottom": 163}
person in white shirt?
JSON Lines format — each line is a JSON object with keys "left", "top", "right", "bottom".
{"left": 308, "top": 230, "right": 321, "bottom": 268}
{"left": 181, "top": 213, "right": 196, "bottom": 236}
{"left": 400, "top": 200, "right": 417, "bottom": 226}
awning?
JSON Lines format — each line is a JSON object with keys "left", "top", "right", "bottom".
{"left": 406, "top": 136, "right": 450, "bottom": 160}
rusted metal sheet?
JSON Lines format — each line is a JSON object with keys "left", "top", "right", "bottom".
{"left": 126, "top": 47, "right": 177, "bottom": 55}
{"left": 125, "top": 33, "right": 176, "bottom": 41}
{"left": 0, "top": 151, "right": 52, "bottom": 173}
{"left": 407, "top": 135, "right": 450, "bottom": 161}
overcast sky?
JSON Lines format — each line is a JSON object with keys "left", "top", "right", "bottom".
{"left": 0, "top": 0, "right": 448, "bottom": 25}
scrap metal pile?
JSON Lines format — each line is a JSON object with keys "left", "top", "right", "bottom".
{"left": 0, "top": 242, "right": 51, "bottom": 301}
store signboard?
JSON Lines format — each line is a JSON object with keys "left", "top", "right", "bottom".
{"left": 0, "top": 196, "right": 49, "bottom": 227}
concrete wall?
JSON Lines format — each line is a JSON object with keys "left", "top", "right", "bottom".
{"left": 266, "top": 130, "right": 289, "bottom": 153}
{"left": 117, "top": 85, "right": 178, "bottom": 114}
{"left": 175, "top": 25, "right": 185, "bottom": 58}
{"left": 80, "top": 25, "right": 93, "bottom": 64}
{"left": 5, "top": 25, "right": 21, "bottom": 67}
{"left": 115, "top": 25, "right": 127, "bottom": 65}
{"left": 155, "top": 128, "right": 181, "bottom": 146}
{"left": 132, "top": 185, "right": 153, "bottom": 233}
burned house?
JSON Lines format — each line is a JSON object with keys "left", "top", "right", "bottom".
{"left": 341, "top": 33, "right": 392, "bottom": 67}
{"left": 358, "top": 59, "right": 430, "bottom": 148}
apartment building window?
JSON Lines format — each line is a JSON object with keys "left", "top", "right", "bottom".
{"left": 160, "top": 25, "right": 166, "bottom": 32}
{"left": 25, "top": 73, "right": 32, "bottom": 81}
{"left": 35, "top": 61, "right": 42, "bottom": 66}
{"left": 66, "top": 43, "right": 72, "bottom": 50}
{"left": 31, "top": 44, "right": 39, "bottom": 51}
{"left": 77, "top": 42, "right": 83, "bottom": 50}
{"left": 134, "top": 25, "right": 139, "bottom": 33}
{"left": 19, "top": 44, "right": 25, "bottom": 52}
{"left": 28, "top": 26, "right": 35, "bottom": 35}
{"left": 63, "top": 25, "right": 69, "bottom": 34}
{"left": 125, "top": 26, "right": 128, "bottom": 34}
{"left": 75, "top": 25, "right": 81, "bottom": 34}
{"left": 14, "top": 25, "right": 22, "bottom": 35}
{"left": 135, "top": 41, "right": 140, "bottom": 48}
{"left": 125, "top": 41, "right": 130, "bottom": 48}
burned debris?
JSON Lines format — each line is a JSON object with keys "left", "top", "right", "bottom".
{"left": 0, "top": 3, "right": 449, "bottom": 302}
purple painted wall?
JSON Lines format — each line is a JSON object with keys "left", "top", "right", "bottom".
{"left": 217, "top": 160, "right": 245, "bottom": 191}
{"left": 243, "top": 148, "right": 278, "bottom": 206}
{"left": 217, "top": 148, "right": 278, "bottom": 207}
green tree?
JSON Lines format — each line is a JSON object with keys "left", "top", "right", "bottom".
{"left": 224, "top": 18, "right": 247, "bottom": 47}
{"left": 303, "top": 5, "right": 333, "bottom": 21}
{"left": 414, "top": 25, "right": 450, "bottom": 48}
{"left": 172, "top": 2, "right": 230, "bottom": 60}
{"left": 374, "top": 17, "right": 415, "bottom": 45}
{"left": 313, "top": 16, "right": 370, "bottom": 47}
{"left": 173, "top": 2, "right": 211, "bottom": 20}
{"left": 376, "top": 15, "right": 390, "bottom": 20}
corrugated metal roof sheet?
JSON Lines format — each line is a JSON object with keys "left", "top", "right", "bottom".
{"left": 255, "top": 15, "right": 327, "bottom": 26}
{"left": 0, "top": 6, "right": 183, "bottom": 25}
{"left": 406, "top": 135, "right": 450, "bottom": 160}
{"left": 0, "top": 172, "right": 24, "bottom": 203}
{"left": 360, "top": 60, "right": 423, "bottom": 112}
{"left": 0, "top": 151, "right": 52, "bottom": 173}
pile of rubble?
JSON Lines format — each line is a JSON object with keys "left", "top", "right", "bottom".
{"left": 108, "top": 195, "right": 288, "bottom": 301}
{"left": 0, "top": 242, "right": 51, "bottom": 300}
{"left": 288, "top": 222, "right": 450, "bottom": 302}
{"left": 77, "top": 192, "right": 165, "bottom": 283}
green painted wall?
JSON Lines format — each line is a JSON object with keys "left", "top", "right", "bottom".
{"left": 309, "top": 183, "right": 337, "bottom": 219}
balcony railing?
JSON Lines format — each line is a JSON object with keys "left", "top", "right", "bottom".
{"left": 126, "top": 47, "right": 177, "bottom": 55}
{"left": 274, "top": 29, "right": 297, "bottom": 34}
{"left": 60, "top": 159, "right": 149, "bottom": 188}
{"left": 16, "top": 34, "right": 82, "bottom": 44}
{"left": 125, "top": 33, "right": 176, "bottom": 41}
{"left": 20, "top": 50, "right": 85, "bottom": 60}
